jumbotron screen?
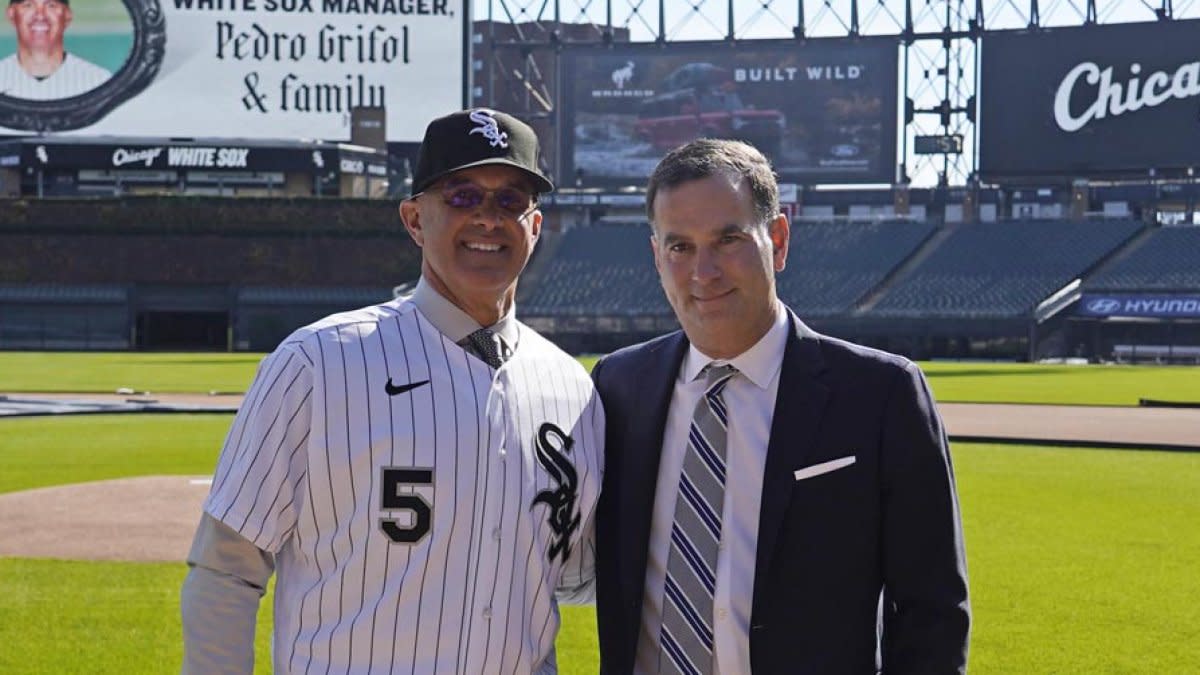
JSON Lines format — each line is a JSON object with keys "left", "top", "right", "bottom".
{"left": 981, "top": 19, "right": 1200, "bottom": 179}
{"left": 563, "top": 37, "right": 899, "bottom": 186}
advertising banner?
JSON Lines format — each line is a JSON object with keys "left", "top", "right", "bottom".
{"left": 7, "top": 137, "right": 394, "bottom": 176}
{"left": 981, "top": 20, "right": 1200, "bottom": 178}
{"left": 0, "top": 0, "right": 466, "bottom": 141}
{"left": 1077, "top": 294, "right": 1200, "bottom": 319}
{"left": 563, "top": 37, "right": 899, "bottom": 186}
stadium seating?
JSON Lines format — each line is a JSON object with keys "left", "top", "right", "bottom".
{"left": 521, "top": 220, "right": 935, "bottom": 318}
{"left": 237, "top": 287, "right": 394, "bottom": 306}
{"left": 1086, "top": 226, "right": 1200, "bottom": 291}
{"left": 869, "top": 220, "right": 1143, "bottom": 318}
{"left": 522, "top": 224, "right": 669, "bottom": 316}
{"left": 776, "top": 221, "right": 934, "bottom": 317}
{"left": 0, "top": 284, "right": 129, "bottom": 349}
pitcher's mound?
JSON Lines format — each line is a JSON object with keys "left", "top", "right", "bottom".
{"left": 0, "top": 476, "right": 211, "bottom": 562}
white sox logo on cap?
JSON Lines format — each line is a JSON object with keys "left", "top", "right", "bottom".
{"left": 468, "top": 109, "right": 509, "bottom": 148}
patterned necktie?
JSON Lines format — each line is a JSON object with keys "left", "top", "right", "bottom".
{"left": 659, "top": 363, "right": 738, "bottom": 675}
{"left": 465, "top": 328, "right": 504, "bottom": 369}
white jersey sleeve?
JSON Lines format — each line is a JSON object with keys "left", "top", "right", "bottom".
{"left": 204, "top": 342, "right": 314, "bottom": 552}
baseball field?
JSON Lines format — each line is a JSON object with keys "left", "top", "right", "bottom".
{"left": 1, "top": 352, "right": 1198, "bottom": 673}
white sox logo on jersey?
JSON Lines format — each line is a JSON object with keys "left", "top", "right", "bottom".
{"left": 468, "top": 109, "right": 509, "bottom": 148}
{"left": 531, "top": 422, "right": 581, "bottom": 563}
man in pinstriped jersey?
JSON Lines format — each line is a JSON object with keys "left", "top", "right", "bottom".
{"left": 181, "top": 108, "right": 604, "bottom": 673}
{"left": 0, "top": 0, "right": 111, "bottom": 100}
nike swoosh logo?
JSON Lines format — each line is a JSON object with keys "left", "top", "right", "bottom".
{"left": 385, "top": 378, "right": 430, "bottom": 396}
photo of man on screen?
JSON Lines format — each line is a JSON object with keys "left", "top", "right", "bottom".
{"left": 0, "top": 0, "right": 111, "bottom": 100}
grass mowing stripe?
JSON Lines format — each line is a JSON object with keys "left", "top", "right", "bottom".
{"left": 0, "top": 352, "right": 266, "bottom": 394}
{"left": 0, "top": 414, "right": 231, "bottom": 494}
{"left": 0, "top": 559, "right": 273, "bottom": 673}
{"left": 0, "top": 559, "right": 597, "bottom": 674}
{"left": 3, "top": 352, "right": 1200, "bottom": 406}
{"left": 921, "top": 361, "right": 1200, "bottom": 406}
{"left": 951, "top": 443, "right": 1200, "bottom": 673}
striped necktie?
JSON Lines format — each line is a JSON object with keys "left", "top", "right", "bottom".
{"left": 465, "top": 328, "right": 504, "bottom": 369}
{"left": 659, "top": 363, "right": 738, "bottom": 675}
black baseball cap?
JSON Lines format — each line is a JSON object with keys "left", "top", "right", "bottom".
{"left": 411, "top": 108, "right": 554, "bottom": 196}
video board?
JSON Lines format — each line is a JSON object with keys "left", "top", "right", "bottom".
{"left": 563, "top": 37, "right": 899, "bottom": 186}
{"left": 980, "top": 20, "right": 1200, "bottom": 179}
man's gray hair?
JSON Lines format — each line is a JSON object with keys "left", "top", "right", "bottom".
{"left": 645, "top": 138, "right": 780, "bottom": 227}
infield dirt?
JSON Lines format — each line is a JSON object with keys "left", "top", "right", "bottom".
{"left": 0, "top": 476, "right": 210, "bottom": 562}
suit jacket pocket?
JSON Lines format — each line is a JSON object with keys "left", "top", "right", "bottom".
{"left": 793, "top": 455, "right": 856, "bottom": 481}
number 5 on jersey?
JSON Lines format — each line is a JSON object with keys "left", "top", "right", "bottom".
{"left": 380, "top": 467, "right": 434, "bottom": 544}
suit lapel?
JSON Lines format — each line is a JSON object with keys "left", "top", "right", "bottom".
{"left": 752, "top": 311, "right": 830, "bottom": 619}
{"left": 622, "top": 331, "right": 688, "bottom": 642}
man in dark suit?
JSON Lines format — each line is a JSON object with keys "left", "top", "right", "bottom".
{"left": 591, "top": 139, "right": 969, "bottom": 674}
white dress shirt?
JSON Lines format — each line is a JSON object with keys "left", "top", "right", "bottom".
{"left": 635, "top": 301, "right": 790, "bottom": 674}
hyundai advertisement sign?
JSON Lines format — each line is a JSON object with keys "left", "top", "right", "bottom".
{"left": 563, "top": 38, "right": 899, "bottom": 187}
{"left": 981, "top": 20, "right": 1200, "bottom": 179}
{"left": 1078, "top": 294, "right": 1200, "bottom": 319}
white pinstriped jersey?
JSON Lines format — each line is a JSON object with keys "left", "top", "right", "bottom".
{"left": 0, "top": 52, "right": 111, "bottom": 100}
{"left": 204, "top": 296, "right": 604, "bottom": 674}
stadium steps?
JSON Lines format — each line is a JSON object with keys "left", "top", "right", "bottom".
{"left": 852, "top": 223, "right": 956, "bottom": 315}
{"left": 1078, "top": 224, "right": 1158, "bottom": 286}
{"left": 515, "top": 230, "right": 565, "bottom": 305}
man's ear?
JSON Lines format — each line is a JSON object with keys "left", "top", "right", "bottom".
{"left": 649, "top": 233, "right": 662, "bottom": 274}
{"left": 768, "top": 212, "right": 789, "bottom": 272}
{"left": 399, "top": 199, "right": 424, "bottom": 247}
{"left": 528, "top": 209, "right": 542, "bottom": 242}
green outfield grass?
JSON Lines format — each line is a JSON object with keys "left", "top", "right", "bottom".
{"left": 0, "top": 559, "right": 276, "bottom": 672}
{"left": 0, "top": 352, "right": 266, "bottom": 394}
{"left": 0, "top": 557, "right": 598, "bottom": 674}
{"left": 0, "top": 414, "right": 232, "bottom": 494}
{"left": 951, "top": 443, "right": 1200, "bottom": 673}
{"left": 2, "top": 413, "right": 1199, "bottom": 672}
{"left": 919, "top": 361, "right": 1200, "bottom": 406}
{"left": 2, "top": 352, "right": 1199, "bottom": 405}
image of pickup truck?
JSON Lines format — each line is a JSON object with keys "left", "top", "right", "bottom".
{"left": 632, "top": 63, "right": 786, "bottom": 159}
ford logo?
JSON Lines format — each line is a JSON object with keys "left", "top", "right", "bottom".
{"left": 830, "top": 144, "right": 859, "bottom": 158}
{"left": 1086, "top": 298, "right": 1122, "bottom": 314}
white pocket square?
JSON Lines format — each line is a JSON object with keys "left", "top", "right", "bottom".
{"left": 794, "top": 455, "right": 856, "bottom": 481}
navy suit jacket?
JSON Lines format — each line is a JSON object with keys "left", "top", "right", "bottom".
{"left": 591, "top": 309, "right": 970, "bottom": 674}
